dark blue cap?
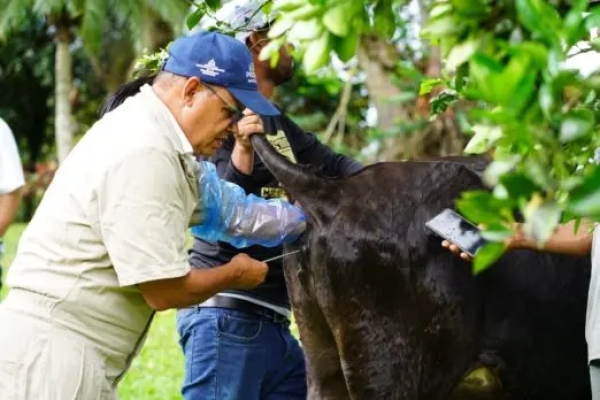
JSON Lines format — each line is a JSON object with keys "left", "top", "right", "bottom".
{"left": 162, "top": 30, "right": 279, "bottom": 116}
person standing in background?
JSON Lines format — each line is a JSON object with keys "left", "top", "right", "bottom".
{"left": 0, "top": 118, "right": 25, "bottom": 292}
{"left": 175, "top": 2, "right": 364, "bottom": 399}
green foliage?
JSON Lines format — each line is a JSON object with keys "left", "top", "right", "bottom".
{"left": 421, "top": 0, "right": 600, "bottom": 270}
{"left": 259, "top": 0, "right": 409, "bottom": 73}
{"left": 132, "top": 47, "right": 170, "bottom": 77}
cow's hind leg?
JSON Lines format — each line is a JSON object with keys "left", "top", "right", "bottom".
{"left": 285, "top": 263, "right": 350, "bottom": 400}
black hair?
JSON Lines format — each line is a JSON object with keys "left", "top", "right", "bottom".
{"left": 98, "top": 74, "right": 157, "bottom": 117}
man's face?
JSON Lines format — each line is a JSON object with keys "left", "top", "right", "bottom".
{"left": 178, "top": 78, "right": 243, "bottom": 156}
{"left": 254, "top": 31, "right": 294, "bottom": 86}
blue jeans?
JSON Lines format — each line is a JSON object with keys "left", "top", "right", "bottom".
{"left": 176, "top": 306, "right": 307, "bottom": 400}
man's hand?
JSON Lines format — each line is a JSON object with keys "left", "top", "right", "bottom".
{"left": 441, "top": 240, "right": 473, "bottom": 261}
{"left": 234, "top": 109, "right": 265, "bottom": 150}
{"left": 138, "top": 254, "right": 269, "bottom": 311}
{"left": 441, "top": 223, "right": 523, "bottom": 262}
{"left": 229, "top": 253, "right": 269, "bottom": 289}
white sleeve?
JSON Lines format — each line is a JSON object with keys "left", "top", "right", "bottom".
{"left": 0, "top": 119, "right": 25, "bottom": 194}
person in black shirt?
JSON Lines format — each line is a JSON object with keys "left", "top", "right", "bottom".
{"left": 175, "top": 2, "right": 363, "bottom": 399}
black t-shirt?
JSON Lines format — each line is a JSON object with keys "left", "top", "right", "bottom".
{"left": 190, "top": 112, "right": 363, "bottom": 309}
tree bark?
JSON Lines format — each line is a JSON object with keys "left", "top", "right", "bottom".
{"left": 356, "top": 34, "right": 408, "bottom": 162}
{"left": 54, "top": 24, "right": 74, "bottom": 164}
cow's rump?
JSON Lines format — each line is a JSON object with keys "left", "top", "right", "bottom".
{"left": 251, "top": 136, "right": 592, "bottom": 400}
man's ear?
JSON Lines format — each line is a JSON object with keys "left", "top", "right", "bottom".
{"left": 182, "top": 77, "right": 202, "bottom": 106}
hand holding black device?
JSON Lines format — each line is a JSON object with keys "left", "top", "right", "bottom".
{"left": 425, "top": 208, "right": 488, "bottom": 257}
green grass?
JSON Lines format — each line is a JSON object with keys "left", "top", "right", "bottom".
{"left": 2, "top": 223, "right": 299, "bottom": 399}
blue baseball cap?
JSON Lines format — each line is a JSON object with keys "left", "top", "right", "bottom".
{"left": 162, "top": 30, "right": 279, "bottom": 116}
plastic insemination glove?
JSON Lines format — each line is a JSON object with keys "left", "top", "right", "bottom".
{"left": 190, "top": 161, "right": 307, "bottom": 249}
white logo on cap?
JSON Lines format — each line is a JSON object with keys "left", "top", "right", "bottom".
{"left": 196, "top": 59, "right": 225, "bottom": 77}
{"left": 246, "top": 63, "right": 256, "bottom": 83}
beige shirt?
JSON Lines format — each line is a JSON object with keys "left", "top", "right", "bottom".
{"left": 6, "top": 84, "right": 198, "bottom": 382}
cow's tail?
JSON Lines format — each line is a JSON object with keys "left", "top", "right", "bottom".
{"left": 251, "top": 134, "right": 335, "bottom": 225}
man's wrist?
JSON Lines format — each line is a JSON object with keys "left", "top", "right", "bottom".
{"left": 234, "top": 140, "right": 253, "bottom": 152}
{"left": 506, "top": 223, "right": 526, "bottom": 250}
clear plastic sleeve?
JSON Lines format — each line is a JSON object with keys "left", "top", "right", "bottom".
{"left": 190, "top": 161, "right": 307, "bottom": 248}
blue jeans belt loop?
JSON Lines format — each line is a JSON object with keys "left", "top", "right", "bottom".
{"left": 197, "top": 295, "right": 289, "bottom": 323}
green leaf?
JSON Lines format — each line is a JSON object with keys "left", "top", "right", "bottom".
{"left": 523, "top": 200, "right": 561, "bottom": 246}
{"left": 373, "top": 0, "right": 395, "bottom": 38}
{"left": 287, "top": 19, "right": 324, "bottom": 41}
{"left": 451, "top": 0, "right": 491, "bottom": 17}
{"left": 483, "top": 157, "right": 520, "bottom": 186}
{"left": 517, "top": 42, "right": 548, "bottom": 68}
{"left": 429, "top": 2, "right": 453, "bottom": 19}
{"left": 446, "top": 37, "right": 480, "bottom": 70}
{"left": 421, "top": 14, "right": 462, "bottom": 38}
{"left": 302, "top": 31, "right": 332, "bottom": 74}
{"left": 473, "top": 242, "right": 507, "bottom": 274}
{"left": 569, "top": 167, "right": 600, "bottom": 217}
{"left": 332, "top": 29, "right": 359, "bottom": 62}
{"left": 559, "top": 109, "right": 595, "bottom": 143}
{"left": 538, "top": 83, "right": 553, "bottom": 118}
{"left": 419, "top": 78, "right": 443, "bottom": 95}
{"left": 499, "top": 173, "right": 539, "bottom": 200}
{"left": 515, "top": 0, "right": 561, "bottom": 47}
{"left": 464, "top": 124, "right": 502, "bottom": 154}
{"left": 563, "top": 0, "right": 587, "bottom": 46}
{"left": 456, "top": 190, "right": 504, "bottom": 225}
{"left": 454, "top": 63, "right": 469, "bottom": 92}
{"left": 524, "top": 159, "right": 557, "bottom": 190}
{"left": 468, "top": 50, "right": 535, "bottom": 108}
{"left": 585, "top": 7, "right": 600, "bottom": 31}
{"left": 323, "top": 2, "right": 355, "bottom": 37}
{"left": 499, "top": 51, "right": 536, "bottom": 109}
{"left": 204, "top": 0, "right": 221, "bottom": 10}
{"left": 430, "top": 89, "right": 459, "bottom": 114}
{"left": 274, "top": 0, "right": 304, "bottom": 12}
{"left": 480, "top": 223, "right": 514, "bottom": 242}
{"left": 268, "top": 17, "right": 295, "bottom": 39}
{"left": 186, "top": 7, "right": 205, "bottom": 31}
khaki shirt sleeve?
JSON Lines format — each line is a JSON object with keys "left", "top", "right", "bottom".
{"left": 97, "top": 147, "right": 191, "bottom": 287}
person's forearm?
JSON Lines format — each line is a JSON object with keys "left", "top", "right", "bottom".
{"left": 231, "top": 142, "right": 254, "bottom": 175}
{"left": 0, "top": 189, "right": 22, "bottom": 237}
{"left": 511, "top": 219, "right": 594, "bottom": 256}
{"left": 191, "top": 161, "right": 306, "bottom": 248}
{"left": 139, "top": 263, "right": 241, "bottom": 311}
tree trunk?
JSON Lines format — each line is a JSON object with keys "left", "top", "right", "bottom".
{"left": 356, "top": 34, "right": 408, "bottom": 162}
{"left": 54, "top": 25, "right": 73, "bottom": 164}
{"left": 356, "top": 4, "right": 466, "bottom": 162}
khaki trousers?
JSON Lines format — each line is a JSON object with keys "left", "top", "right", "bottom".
{"left": 0, "top": 292, "right": 117, "bottom": 400}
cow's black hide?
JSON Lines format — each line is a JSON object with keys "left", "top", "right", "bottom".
{"left": 251, "top": 135, "right": 591, "bottom": 400}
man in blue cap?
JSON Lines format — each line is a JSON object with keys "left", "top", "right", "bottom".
{"left": 0, "top": 31, "right": 306, "bottom": 400}
{"left": 174, "top": 2, "right": 363, "bottom": 399}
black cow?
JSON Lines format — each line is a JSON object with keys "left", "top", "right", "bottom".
{"left": 251, "top": 135, "right": 592, "bottom": 400}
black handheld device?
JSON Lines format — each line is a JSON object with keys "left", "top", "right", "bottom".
{"left": 425, "top": 208, "right": 488, "bottom": 257}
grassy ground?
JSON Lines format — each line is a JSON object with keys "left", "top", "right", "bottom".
{"left": 2, "top": 223, "right": 299, "bottom": 399}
